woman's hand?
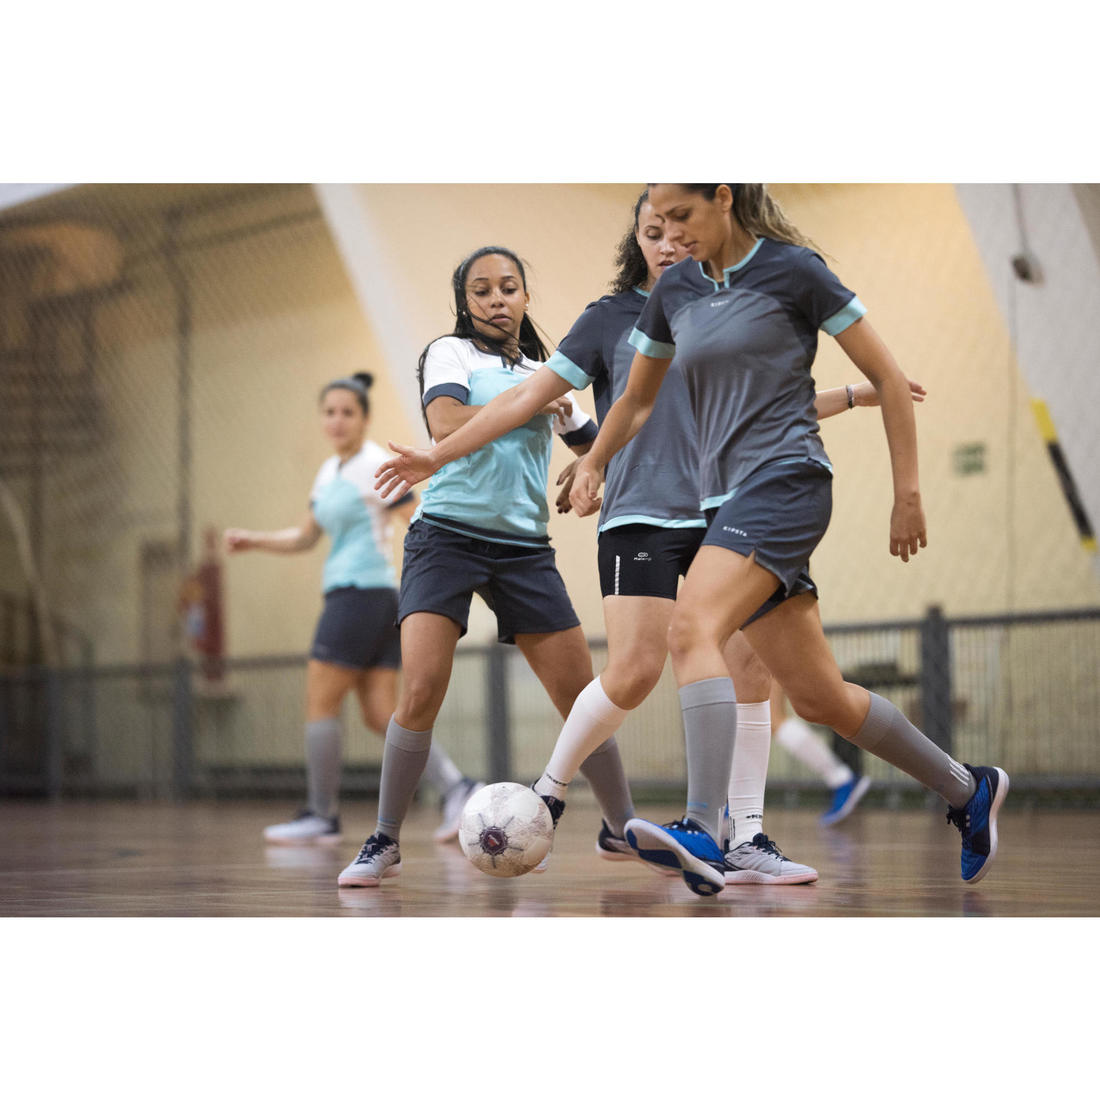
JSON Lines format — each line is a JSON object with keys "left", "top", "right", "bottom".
{"left": 223, "top": 529, "right": 253, "bottom": 553}
{"left": 555, "top": 459, "right": 578, "bottom": 513}
{"left": 568, "top": 458, "right": 604, "bottom": 517}
{"left": 375, "top": 441, "right": 439, "bottom": 500}
{"left": 890, "top": 493, "right": 927, "bottom": 562}
{"left": 539, "top": 395, "right": 573, "bottom": 426}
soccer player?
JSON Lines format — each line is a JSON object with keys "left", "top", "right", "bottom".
{"left": 337, "top": 247, "right": 637, "bottom": 886}
{"left": 225, "top": 372, "right": 482, "bottom": 847}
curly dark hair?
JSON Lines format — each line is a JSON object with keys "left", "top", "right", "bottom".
{"left": 610, "top": 189, "right": 651, "bottom": 294}
{"left": 416, "top": 246, "right": 549, "bottom": 432}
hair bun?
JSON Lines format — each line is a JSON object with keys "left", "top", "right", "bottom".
{"left": 353, "top": 372, "right": 375, "bottom": 390}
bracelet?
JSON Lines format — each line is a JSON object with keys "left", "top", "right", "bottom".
{"left": 846, "top": 384, "right": 855, "bottom": 409}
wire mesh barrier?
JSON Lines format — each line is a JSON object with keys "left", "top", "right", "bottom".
{"left": 1, "top": 183, "right": 1099, "bottom": 811}
{"left": 2, "top": 608, "right": 1098, "bottom": 805}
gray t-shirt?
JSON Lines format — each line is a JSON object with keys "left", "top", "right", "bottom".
{"left": 546, "top": 289, "right": 705, "bottom": 532}
{"left": 630, "top": 238, "right": 866, "bottom": 508}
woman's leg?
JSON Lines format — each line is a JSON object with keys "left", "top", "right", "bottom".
{"left": 264, "top": 659, "right": 359, "bottom": 845}
{"left": 516, "top": 623, "right": 637, "bottom": 838}
{"left": 746, "top": 594, "right": 1008, "bottom": 881}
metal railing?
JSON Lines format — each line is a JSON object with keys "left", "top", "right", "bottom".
{"left": 2, "top": 606, "right": 1099, "bottom": 803}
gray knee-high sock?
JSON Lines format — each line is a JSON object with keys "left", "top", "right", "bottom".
{"left": 376, "top": 717, "right": 433, "bottom": 840}
{"left": 682, "top": 677, "right": 737, "bottom": 841}
{"left": 578, "top": 736, "right": 636, "bottom": 836}
{"left": 850, "top": 692, "right": 976, "bottom": 807}
{"left": 421, "top": 740, "right": 465, "bottom": 796}
{"left": 306, "top": 717, "right": 342, "bottom": 818}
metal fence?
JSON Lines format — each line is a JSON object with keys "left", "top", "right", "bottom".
{"left": 2, "top": 606, "right": 1099, "bottom": 806}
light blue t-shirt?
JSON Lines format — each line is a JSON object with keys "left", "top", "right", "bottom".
{"left": 310, "top": 439, "right": 400, "bottom": 592}
{"left": 415, "top": 337, "right": 597, "bottom": 546}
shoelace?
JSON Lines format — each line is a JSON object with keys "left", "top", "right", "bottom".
{"left": 945, "top": 806, "right": 970, "bottom": 832}
{"left": 752, "top": 834, "right": 788, "bottom": 860}
{"left": 354, "top": 834, "right": 394, "bottom": 864}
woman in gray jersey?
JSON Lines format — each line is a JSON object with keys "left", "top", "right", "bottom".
{"left": 566, "top": 184, "right": 1008, "bottom": 897}
{"left": 374, "top": 193, "right": 912, "bottom": 883}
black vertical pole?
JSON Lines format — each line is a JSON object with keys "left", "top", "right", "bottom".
{"left": 165, "top": 211, "right": 193, "bottom": 799}
{"left": 485, "top": 646, "right": 511, "bottom": 782}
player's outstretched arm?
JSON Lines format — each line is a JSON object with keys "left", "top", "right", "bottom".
{"left": 224, "top": 512, "right": 322, "bottom": 554}
{"left": 814, "top": 377, "right": 926, "bottom": 420}
{"left": 375, "top": 366, "right": 573, "bottom": 498}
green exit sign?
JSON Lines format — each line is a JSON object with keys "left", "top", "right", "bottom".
{"left": 953, "top": 442, "right": 986, "bottom": 475}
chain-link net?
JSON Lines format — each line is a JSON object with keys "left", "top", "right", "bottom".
{"left": 1, "top": 183, "right": 1098, "bottom": 802}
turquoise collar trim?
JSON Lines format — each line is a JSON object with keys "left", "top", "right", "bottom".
{"left": 632, "top": 286, "right": 650, "bottom": 298}
{"left": 697, "top": 237, "right": 765, "bottom": 289}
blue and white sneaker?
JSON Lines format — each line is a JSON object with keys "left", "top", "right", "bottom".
{"left": 820, "top": 775, "right": 871, "bottom": 826}
{"left": 624, "top": 817, "right": 726, "bottom": 897}
{"left": 946, "top": 764, "right": 1009, "bottom": 883}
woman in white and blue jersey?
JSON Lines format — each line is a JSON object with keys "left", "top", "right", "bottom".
{"left": 338, "top": 247, "right": 637, "bottom": 887}
{"left": 225, "top": 372, "right": 480, "bottom": 848}
{"left": 568, "top": 184, "right": 1008, "bottom": 895}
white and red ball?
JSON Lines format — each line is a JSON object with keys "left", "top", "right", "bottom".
{"left": 458, "top": 782, "right": 553, "bottom": 878}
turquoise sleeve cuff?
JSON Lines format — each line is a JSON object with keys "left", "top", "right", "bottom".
{"left": 627, "top": 327, "right": 676, "bottom": 360}
{"left": 546, "top": 350, "right": 593, "bottom": 390}
{"left": 821, "top": 296, "right": 867, "bottom": 336}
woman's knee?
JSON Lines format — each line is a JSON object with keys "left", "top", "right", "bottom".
{"left": 600, "top": 654, "right": 665, "bottom": 710}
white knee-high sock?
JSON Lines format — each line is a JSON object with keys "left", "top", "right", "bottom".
{"left": 727, "top": 701, "right": 771, "bottom": 847}
{"left": 775, "top": 715, "right": 853, "bottom": 789}
{"left": 533, "top": 676, "right": 629, "bottom": 802}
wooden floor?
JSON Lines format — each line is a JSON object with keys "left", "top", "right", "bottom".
{"left": 3, "top": 795, "right": 1098, "bottom": 918}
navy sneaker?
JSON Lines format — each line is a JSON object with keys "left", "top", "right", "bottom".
{"left": 820, "top": 775, "right": 872, "bottom": 826}
{"left": 946, "top": 764, "right": 1009, "bottom": 883}
{"left": 624, "top": 817, "right": 726, "bottom": 897}
{"left": 595, "top": 820, "right": 637, "bottom": 862}
{"left": 530, "top": 789, "right": 566, "bottom": 875}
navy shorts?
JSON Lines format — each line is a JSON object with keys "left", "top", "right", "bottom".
{"left": 398, "top": 520, "right": 581, "bottom": 645}
{"left": 597, "top": 524, "right": 706, "bottom": 600}
{"left": 310, "top": 586, "right": 401, "bottom": 669}
{"left": 703, "top": 460, "right": 832, "bottom": 625}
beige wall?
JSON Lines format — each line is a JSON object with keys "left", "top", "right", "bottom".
{"left": 6, "top": 183, "right": 1100, "bottom": 669}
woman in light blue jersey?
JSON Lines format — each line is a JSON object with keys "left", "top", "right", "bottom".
{"left": 225, "top": 372, "right": 481, "bottom": 848}
{"left": 567, "top": 183, "right": 1009, "bottom": 896}
{"left": 338, "top": 247, "right": 637, "bottom": 887}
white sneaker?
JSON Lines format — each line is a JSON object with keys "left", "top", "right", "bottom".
{"left": 337, "top": 832, "right": 401, "bottom": 887}
{"left": 723, "top": 833, "right": 818, "bottom": 885}
{"left": 263, "top": 810, "right": 342, "bottom": 846}
{"left": 433, "top": 778, "right": 485, "bottom": 843}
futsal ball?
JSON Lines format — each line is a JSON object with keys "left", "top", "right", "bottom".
{"left": 458, "top": 782, "right": 554, "bottom": 878}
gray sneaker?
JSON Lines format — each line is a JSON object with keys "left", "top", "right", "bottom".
{"left": 434, "top": 777, "right": 485, "bottom": 843}
{"left": 337, "top": 832, "right": 401, "bottom": 887}
{"left": 724, "top": 833, "right": 818, "bottom": 885}
{"left": 263, "top": 809, "right": 342, "bottom": 846}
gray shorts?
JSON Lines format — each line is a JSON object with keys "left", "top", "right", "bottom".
{"left": 703, "top": 460, "right": 831, "bottom": 625}
{"left": 397, "top": 520, "right": 581, "bottom": 645}
{"left": 310, "top": 586, "right": 401, "bottom": 669}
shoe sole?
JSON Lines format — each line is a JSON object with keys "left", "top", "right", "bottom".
{"left": 964, "top": 768, "right": 1009, "bottom": 884}
{"left": 337, "top": 864, "right": 401, "bottom": 887}
{"left": 820, "top": 776, "right": 872, "bottom": 826}
{"left": 724, "top": 867, "right": 819, "bottom": 885}
{"left": 595, "top": 841, "right": 637, "bottom": 862}
{"left": 624, "top": 819, "right": 725, "bottom": 897}
{"left": 264, "top": 833, "right": 343, "bottom": 847}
